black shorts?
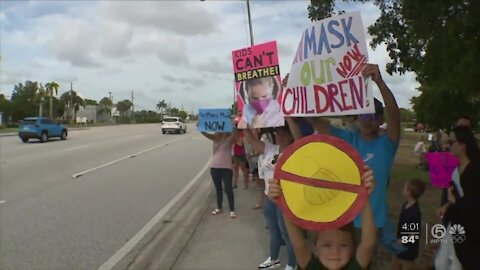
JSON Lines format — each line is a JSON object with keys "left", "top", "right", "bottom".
{"left": 234, "top": 155, "right": 247, "bottom": 163}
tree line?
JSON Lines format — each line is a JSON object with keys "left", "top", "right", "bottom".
{"left": 308, "top": 0, "right": 479, "bottom": 130}
{"left": 0, "top": 81, "right": 190, "bottom": 125}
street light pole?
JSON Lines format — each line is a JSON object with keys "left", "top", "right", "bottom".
{"left": 246, "top": 0, "right": 254, "bottom": 46}
{"left": 201, "top": 0, "right": 254, "bottom": 46}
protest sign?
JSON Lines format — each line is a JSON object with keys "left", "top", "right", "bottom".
{"left": 425, "top": 152, "right": 459, "bottom": 188}
{"left": 274, "top": 134, "right": 367, "bottom": 231}
{"left": 197, "top": 109, "right": 232, "bottom": 133}
{"left": 232, "top": 41, "right": 284, "bottom": 129}
{"left": 283, "top": 12, "right": 375, "bottom": 117}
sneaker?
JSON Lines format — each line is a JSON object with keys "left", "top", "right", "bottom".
{"left": 258, "top": 257, "right": 281, "bottom": 269}
{"left": 285, "top": 265, "right": 296, "bottom": 270}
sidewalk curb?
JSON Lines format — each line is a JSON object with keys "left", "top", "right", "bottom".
{"left": 125, "top": 173, "right": 214, "bottom": 270}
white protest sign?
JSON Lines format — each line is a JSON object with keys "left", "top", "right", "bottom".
{"left": 283, "top": 12, "right": 374, "bottom": 117}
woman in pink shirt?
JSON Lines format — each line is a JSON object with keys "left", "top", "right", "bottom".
{"left": 233, "top": 130, "right": 249, "bottom": 189}
{"left": 201, "top": 131, "right": 237, "bottom": 218}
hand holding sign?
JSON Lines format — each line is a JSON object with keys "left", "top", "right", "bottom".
{"left": 197, "top": 109, "right": 233, "bottom": 133}
{"left": 362, "top": 63, "right": 382, "bottom": 84}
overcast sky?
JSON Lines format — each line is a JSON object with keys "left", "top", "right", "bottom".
{"left": 0, "top": 0, "right": 419, "bottom": 112}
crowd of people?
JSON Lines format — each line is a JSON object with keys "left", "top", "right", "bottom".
{"left": 200, "top": 64, "right": 479, "bottom": 270}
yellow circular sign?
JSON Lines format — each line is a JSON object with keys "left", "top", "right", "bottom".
{"left": 274, "top": 134, "right": 367, "bottom": 231}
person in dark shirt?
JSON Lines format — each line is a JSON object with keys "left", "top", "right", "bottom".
{"left": 392, "top": 178, "right": 426, "bottom": 270}
{"left": 436, "top": 125, "right": 480, "bottom": 270}
{"left": 440, "top": 117, "right": 473, "bottom": 206}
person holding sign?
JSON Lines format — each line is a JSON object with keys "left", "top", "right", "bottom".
{"left": 435, "top": 125, "right": 480, "bottom": 270}
{"left": 308, "top": 63, "right": 400, "bottom": 268}
{"left": 267, "top": 167, "right": 376, "bottom": 270}
{"left": 244, "top": 118, "right": 300, "bottom": 270}
{"left": 200, "top": 128, "right": 237, "bottom": 218}
{"left": 238, "top": 76, "right": 284, "bottom": 129}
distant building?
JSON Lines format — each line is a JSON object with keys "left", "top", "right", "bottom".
{"left": 76, "top": 105, "right": 111, "bottom": 123}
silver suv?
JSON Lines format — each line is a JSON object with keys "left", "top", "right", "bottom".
{"left": 162, "top": 116, "right": 187, "bottom": 134}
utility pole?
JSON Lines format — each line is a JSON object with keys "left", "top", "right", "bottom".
{"left": 69, "top": 82, "right": 73, "bottom": 123}
{"left": 109, "top": 91, "right": 113, "bottom": 123}
{"left": 131, "top": 90, "right": 135, "bottom": 123}
{"left": 246, "top": 0, "right": 254, "bottom": 46}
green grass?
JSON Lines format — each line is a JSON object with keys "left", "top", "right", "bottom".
{"left": 0, "top": 127, "right": 17, "bottom": 134}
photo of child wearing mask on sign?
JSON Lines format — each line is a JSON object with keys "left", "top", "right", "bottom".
{"left": 238, "top": 76, "right": 284, "bottom": 129}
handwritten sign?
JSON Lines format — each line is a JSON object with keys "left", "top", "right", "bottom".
{"left": 283, "top": 12, "right": 375, "bottom": 117}
{"left": 232, "top": 41, "right": 284, "bottom": 129}
{"left": 425, "top": 152, "right": 459, "bottom": 188}
{"left": 197, "top": 109, "right": 232, "bottom": 133}
{"left": 274, "top": 134, "right": 367, "bottom": 231}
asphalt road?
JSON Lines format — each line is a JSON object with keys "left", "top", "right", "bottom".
{"left": 0, "top": 124, "right": 211, "bottom": 270}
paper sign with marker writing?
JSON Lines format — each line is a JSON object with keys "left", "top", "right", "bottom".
{"left": 197, "top": 109, "right": 232, "bottom": 133}
{"left": 425, "top": 152, "right": 459, "bottom": 188}
{"left": 274, "top": 134, "right": 368, "bottom": 231}
{"left": 232, "top": 41, "right": 284, "bottom": 129}
{"left": 283, "top": 12, "right": 374, "bottom": 117}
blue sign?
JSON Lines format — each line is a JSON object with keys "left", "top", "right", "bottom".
{"left": 198, "top": 109, "right": 232, "bottom": 132}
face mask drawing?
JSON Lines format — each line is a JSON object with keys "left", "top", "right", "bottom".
{"left": 250, "top": 98, "right": 272, "bottom": 114}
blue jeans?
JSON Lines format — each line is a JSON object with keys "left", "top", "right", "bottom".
{"left": 263, "top": 196, "right": 296, "bottom": 267}
{"left": 210, "top": 168, "right": 234, "bottom": 212}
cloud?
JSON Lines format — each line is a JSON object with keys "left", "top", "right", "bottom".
{"left": 96, "top": 68, "right": 122, "bottom": 77}
{"left": 278, "top": 42, "right": 294, "bottom": 59}
{"left": 0, "top": 69, "right": 34, "bottom": 85}
{"left": 182, "top": 86, "right": 194, "bottom": 92}
{"left": 48, "top": 18, "right": 101, "bottom": 68}
{"left": 131, "top": 33, "right": 188, "bottom": 65}
{"left": 162, "top": 75, "right": 177, "bottom": 83}
{"left": 52, "top": 74, "right": 78, "bottom": 84}
{"left": 194, "top": 57, "right": 232, "bottom": 74}
{"left": 161, "top": 75, "right": 205, "bottom": 87}
{"left": 0, "top": 1, "right": 420, "bottom": 111}
{"left": 98, "top": 21, "right": 133, "bottom": 58}
{"left": 100, "top": 1, "right": 218, "bottom": 36}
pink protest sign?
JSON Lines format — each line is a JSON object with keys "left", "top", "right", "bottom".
{"left": 425, "top": 152, "right": 459, "bottom": 188}
{"left": 232, "top": 41, "right": 284, "bottom": 129}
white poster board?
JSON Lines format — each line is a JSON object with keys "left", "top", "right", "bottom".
{"left": 283, "top": 12, "right": 375, "bottom": 117}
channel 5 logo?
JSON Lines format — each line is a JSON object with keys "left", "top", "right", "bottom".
{"left": 427, "top": 223, "right": 466, "bottom": 244}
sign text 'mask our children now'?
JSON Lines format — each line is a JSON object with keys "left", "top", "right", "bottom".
{"left": 283, "top": 12, "right": 375, "bottom": 117}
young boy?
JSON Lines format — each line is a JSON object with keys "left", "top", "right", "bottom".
{"left": 267, "top": 167, "right": 376, "bottom": 270}
{"left": 392, "top": 178, "right": 426, "bottom": 270}
{"left": 238, "top": 76, "right": 284, "bottom": 129}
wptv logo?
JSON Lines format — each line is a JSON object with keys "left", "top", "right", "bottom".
{"left": 426, "top": 223, "right": 466, "bottom": 244}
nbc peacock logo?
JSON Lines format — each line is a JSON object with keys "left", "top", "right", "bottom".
{"left": 449, "top": 224, "right": 466, "bottom": 244}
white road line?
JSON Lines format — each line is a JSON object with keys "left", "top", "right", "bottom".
{"left": 98, "top": 157, "right": 211, "bottom": 270}
{"left": 64, "top": 145, "right": 90, "bottom": 151}
{"left": 0, "top": 200, "right": 6, "bottom": 204}
{"left": 72, "top": 134, "right": 193, "bottom": 178}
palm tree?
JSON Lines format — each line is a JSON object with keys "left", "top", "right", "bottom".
{"left": 156, "top": 100, "right": 167, "bottom": 118}
{"left": 99, "top": 97, "right": 113, "bottom": 123}
{"left": 45, "top": 82, "right": 60, "bottom": 119}
{"left": 59, "top": 90, "right": 84, "bottom": 122}
{"left": 116, "top": 100, "right": 133, "bottom": 117}
{"left": 73, "top": 95, "right": 85, "bottom": 122}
